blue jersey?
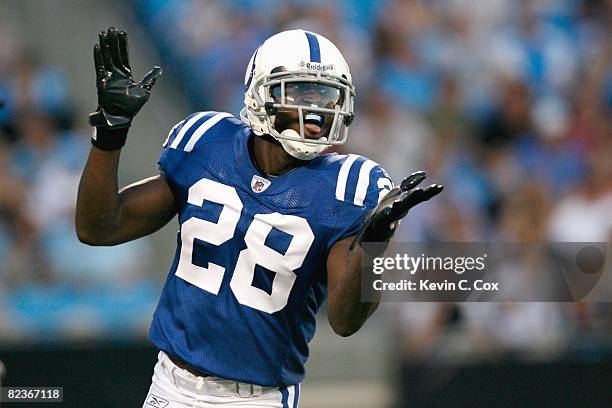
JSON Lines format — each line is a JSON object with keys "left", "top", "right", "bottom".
{"left": 149, "top": 111, "right": 392, "bottom": 387}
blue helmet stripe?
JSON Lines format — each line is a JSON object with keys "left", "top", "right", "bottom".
{"left": 244, "top": 48, "right": 259, "bottom": 91}
{"left": 280, "top": 386, "right": 289, "bottom": 407}
{"left": 305, "top": 31, "right": 321, "bottom": 62}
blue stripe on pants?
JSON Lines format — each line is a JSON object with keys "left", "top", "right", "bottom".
{"left": 280, "top": 386, "right": 289, "bottom": 408}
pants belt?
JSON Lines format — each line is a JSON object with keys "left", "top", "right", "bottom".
{"left": 160, "top": 352, "right": 268, "bottom": 398}
{"left": 166, "top": 353, "right": 214, "bottom": 379}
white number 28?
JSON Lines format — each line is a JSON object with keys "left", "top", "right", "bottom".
{"left": 176, "top": 178, "right": 314, "bottom": 314}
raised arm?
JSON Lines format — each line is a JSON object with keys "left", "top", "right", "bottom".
{"left": 75, "top": 148, "right": 175, "bottom": 246}
{"left": 327, "top": 172, "right": 443, "bottom": 337}
{"left": 75, "top": 27, "right": 172, "bottom": 246}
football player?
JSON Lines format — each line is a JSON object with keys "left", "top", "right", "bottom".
{"left": 76, "top": 27, "right": 442, "bottom": 408}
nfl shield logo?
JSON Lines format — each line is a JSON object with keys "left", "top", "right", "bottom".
{"left": 251, "top": 175, "right": 271, "bottom": 193}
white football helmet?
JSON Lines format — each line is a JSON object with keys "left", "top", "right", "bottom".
{"left": 241, "top": 29, "right": 355, "bottom": 160}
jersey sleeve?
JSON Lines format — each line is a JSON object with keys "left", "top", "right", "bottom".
{"left": 328, "top": 155, "right": 394, "bottom": 249}
{"left": 158, "top": 111, "right": 233, "bottom": 183}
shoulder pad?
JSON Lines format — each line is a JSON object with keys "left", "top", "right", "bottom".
{"left": 162, "top": 111, "right": 234, "bottom": 152}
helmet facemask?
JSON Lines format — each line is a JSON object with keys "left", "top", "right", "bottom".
{"left": 248, "top": 69, "right": 355, "bottom": 160}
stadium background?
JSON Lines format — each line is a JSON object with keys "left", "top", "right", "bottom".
{"left": 0, "top": 0, "right": 610, "bottom": 407}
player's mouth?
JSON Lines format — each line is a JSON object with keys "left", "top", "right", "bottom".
{"left": 275, "top": 111, "right": 330, "bottom": 141}
{"left": 303, "top": 113, "right": 325, "bottom": 139}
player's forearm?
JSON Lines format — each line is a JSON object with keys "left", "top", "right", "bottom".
{"left": 75, "top": 145, "right": 122, "bottom": 244}
{"left": 327, "top": 247, "right": 380, "bottom": 337}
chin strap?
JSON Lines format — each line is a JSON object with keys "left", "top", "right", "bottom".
{"left": 243, "top": 107, "right": 333, "bottom": 160}
{"left": 277, "top": 129, "right": 329, "bottom": 160}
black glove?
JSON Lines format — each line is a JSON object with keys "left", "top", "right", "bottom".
{"left": 350, "top": 171, "right": 443, "bottom": 255}
{"left": 89, "top": 27, "right": 162, "bottom": 150}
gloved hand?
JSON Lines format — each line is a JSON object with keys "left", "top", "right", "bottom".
{"left": 88, "top": 27, "right": 162, "bottom": 150}
{"left": 351, "top": 171, "right": 443, "bottom": 255}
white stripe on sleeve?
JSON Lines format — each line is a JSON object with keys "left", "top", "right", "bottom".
{"left": 184, "top": 112, "right": 232, "bottom": 152}
{"left": 335, "top": 154, "right": 360, "bottom": 202}
{"left": 169, "top": 112, "right": 210, "bottom": 149}
{"left": 353, "top": 159, "right": 377, "bottom": 206}
{"left": 162, "top": 121, "right": 183, "bottom": 147}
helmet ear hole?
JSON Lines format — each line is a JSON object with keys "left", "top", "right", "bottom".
{"left": 344, "top": 114, "right": 355, "bottom": 126}
{"left": 264, "top": 102, "right": 278, "bottom": 115}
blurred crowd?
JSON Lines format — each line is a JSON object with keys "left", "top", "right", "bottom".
{"left": 0, "top": 0, "right": 609, "bottom": 361}
{"left": 0, "top": 14, "right": 157, "bottom": 342}
{"left": 134, "top": 0, "right": 611, "bottom": 361}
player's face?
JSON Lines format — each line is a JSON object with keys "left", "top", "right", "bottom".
{"left": 271, "top": 82, "right": 343, "bottom": 140}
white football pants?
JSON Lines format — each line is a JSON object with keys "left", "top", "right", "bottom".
{"left": 142, "top": 352, "right": 300, "bottom": 408}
